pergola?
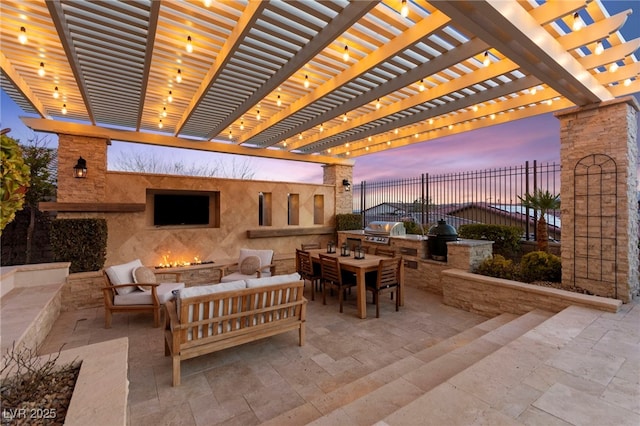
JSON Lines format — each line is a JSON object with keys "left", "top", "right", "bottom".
{"left": 1, "top": 0, "right": 638, "bottom": 166}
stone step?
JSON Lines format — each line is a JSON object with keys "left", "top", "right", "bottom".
{"left": 382, "top": 307, "right": 599, "bottom": 425}
{"left": 262, "top": 312, "right": 534, "bottom": 426}
{"left": 306, "top": 309, "right": 554, "bottom": 425}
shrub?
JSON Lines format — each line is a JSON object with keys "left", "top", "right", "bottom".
{"left": 474, "top": 254, "right": 517, "bottom": 280}
{"left": 403, "top": 220, "right": 423, "bottom": 235}
{"left": 458, "top": 224, "right": 521, "bottom": 258}
{"left": 518, "top": 251, "right": 561, "bottom": 283}
{"left": 335, "top": 213, "right": 362, "bottom": 231}
{"left": 1, "top": 134, "right": 31, "bottom": 234}
{"left": 50, "top": 218, "right": 107, "bottom": 272}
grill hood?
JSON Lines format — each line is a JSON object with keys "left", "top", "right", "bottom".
{"left": 364, "top": 221, "right": 406, "bottom": 236}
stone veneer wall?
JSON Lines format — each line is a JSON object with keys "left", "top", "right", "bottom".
{"left": 557, "top": 97, "right": 639, "bottom": 302}
{"left": 323, "top": 164, "right": 354, "bottom": 214}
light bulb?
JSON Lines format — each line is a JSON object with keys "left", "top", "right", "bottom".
{"left": 167, "top": 91, "right": 173, "bottom": 103}
{"left": 186, "top": 36, "right": 193, "bottom": 53}
{"left": 401, "top": 0, "right": 409, "bottom": 18}
{"left": 624, "top": 78, "right": 631, "bottom": 87}
{"left": 240, "top": 120, "right": 244, "bottom": 130}
{"left": 256, "top": 109, "right": 260, "bottom": 120}
{"left": 365, "top": 146, "right": 369, "bottom": 151}
{"left": 387, "top": 141, "right": 391, "bottom": 145}
{"left": 472, "top": 105, "right": 478, "bottom": 112}
{"left": 345, "top": 143, "right": 349, "bottom": 148}
{"left": 38, "top": 62, "right": 45, "bottom": 77}
{"left": 594, "top": 40, "right": 604, "bottom": 55}
{"left": 319, "top": 123, "right": 324, "bottom": 132}
{"left": 609, "top": 62, "right": 619, "bottom": 73}
{"left": 162, "top": 107, "right": 167, "bottom": 117}
{"left": 546, "top": 99, "right": 553, "bottom": 105}
{"left": 158, "top": 119, "right": 163, "bottom": 129}
{"left": 299, "top": 133, "right": 302, "bottom": 140}
{"left": 229, "top": 129, "right": 233, "bottom": 139}
{"left": 483, "top": 51, "right": 490, "bottom": 67}
{"left": 304, "top": 74, "right": 309, "bottom": 88}
{"left": 376, "top": 98, "right": 381, "bottom": 109}
{"left": 53, "top": 86, "right": 59, "bottom": 99}
{"left": 490, "top": 113, "right": 496, "bottom": 120}
{"left": 419, "top": 79, "right": 425, "bottom": 91}
{"left": 343, "top": 45, "right": 349, "bottom": 62}
{"left": 18, "top": 27, "right": 27, "bottom": 45}
{"left": 343, "top": 113, "right": 347, "bottom": 122}
{"left": 530, "top": 87, "right": 537, "bottom": 95}
{"left": 277, "top": 95, "right": 281, "bottom": 107}
{"left": 176, "top": 69, "right": 182, "bottom": 83}
{"left": 368, "top": 136, "right": 372, "bottom": 142}
{"left": 414, "top": 133, "right": 419, "bottom": 138}
{"left": 572, "top": 12, "right": 584, "bottom": 31}
{"left": 203, "top": 0, "right": 212, "bottom": 6}
{"left": 62, "top": 104, "right": 67, "bottom": 115}
{"left": 394, "top": 128, "right": 398, "bottom": 135}
{"left": 448, "top": 124, "right": 453, "bottom": 130}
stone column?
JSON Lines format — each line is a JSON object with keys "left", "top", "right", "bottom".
{"left": 57, "top": 134, "right": 109, "bottom": 204}
{"left": 323, "top": 164, "right": 354, "bottom": 215}
{"left": 556, "top": 97, "right": 639, "bottom": 302}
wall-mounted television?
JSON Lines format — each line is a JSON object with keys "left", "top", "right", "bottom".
{"left": 153, "top": 193, "right": 209, "bottom": 226}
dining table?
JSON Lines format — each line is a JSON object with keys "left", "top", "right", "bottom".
{"left": 306, "top": 248, "right": 404, "bottom": 319}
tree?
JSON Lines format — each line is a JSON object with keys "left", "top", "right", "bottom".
{"left": 111, "top": 149, "right": 256, "bottom": 179}
{"left": 1, "top": 130, "right": 30, "bottom": 234}
{"left": 518, "top": 189, "right": 560, "bottom": 252}
{"left": 21, "top": 137, "right": 57, "bottom": 263}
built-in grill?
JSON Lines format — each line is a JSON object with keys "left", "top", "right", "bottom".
{"left": 364, "top": 221, "right": 406, "bottom": 244}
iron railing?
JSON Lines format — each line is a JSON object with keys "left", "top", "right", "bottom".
{"left": 353, "top": 161, "right": 561, "bottom": 241}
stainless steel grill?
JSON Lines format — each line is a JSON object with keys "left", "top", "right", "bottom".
{"left": 364, "top": 221, "right": 406, "bottom": 244}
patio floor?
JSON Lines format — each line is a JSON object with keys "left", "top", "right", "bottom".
{"left": 38, "top": 285, "right": 640, "bottom": 426}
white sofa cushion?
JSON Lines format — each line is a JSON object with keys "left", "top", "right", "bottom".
{"left": 177, "top": 280, "right": 246, "bottom": 321}
{"left": 245, "top": 273, "right": 301, "bottom": 288}
{"left": 114, "top": 282, "right": 185, "bottom": 306}
{"left": 105, "top": 259, "right": 143, "bottom": 295}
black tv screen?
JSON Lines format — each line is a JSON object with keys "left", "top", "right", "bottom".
{"left": 154, "top": 194, "right": 209, "bottom": 226}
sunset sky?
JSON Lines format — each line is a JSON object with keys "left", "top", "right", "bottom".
{"left": 2, "top": 1, "right": 639, "bottom": 185}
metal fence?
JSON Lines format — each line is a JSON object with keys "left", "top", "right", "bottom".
{"left": 353, "top": 161, "right": 561, "bottom": 241}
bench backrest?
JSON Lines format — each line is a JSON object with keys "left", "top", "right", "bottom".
{"left": 175, "top": 281, "right": 305, "bottom": 343}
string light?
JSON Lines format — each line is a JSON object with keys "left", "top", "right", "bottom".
{"left": 277, "top": 95, "right": 281, "bottom": 107}
{"left": 448, "top": 124, "right": 453, "bottom": 130}
{"left": 256, "top": 109, "right": 261, "bottom": 120}
{"left": 400, "top": 0, "right": 409, "bottom": 18}
{"left": 594, "top": 40, "right": 604, "bottom": 55}
{"left": 368, "top": 136, "right": 372, "bottom": 142}
{"left": 158, "top": 119, "right": 163, "bottom": 129}
{"left": 343, "top": 113, "right": 348, "bottom": 122}
{"left": 365, "top": 146, "right": 369, "bottom": 151}
{"left": 609, "top": 62, "right": 619, "bottom": 73}
{"left": 61, "top": 104, "right": 67, "bottom": 115}
{"left": 387, "top": 141, "right": 391, "bottom": 146}
{"left": 343, "top": 45, "right": 349, "bottom": 62}
{"left": 203, "top": 0, "right": 212, "bottom": 6}
{"left": 229, "top": 129, "right": 233, "bottom": 139}
{"left": 428, "top": 118, "right": 434, "bottom": 125}
{"left": 240, "top": 120, "right": 244, "bottom": 130}
{"left": 186, "top": 36, "right": 193, "bottom": 53}
{"left": 53, "top": 86, "right": 59, "bottom": 99}
{"left": 176, "top": 69, "right": 182, "bottom": 83}
{"left": 38, "top": 62, "right": 45, "bottom": 77}
{"left": 18, "top": 27, "right": 27, "bottom": 44}
{"left": 345, "top": 142, "right": 350, "bottom": 148}
{"left": 162, "top": 107, "right": 167, "bottom": 117}
{"left": 304, "top": 74, "right": 309, "bottom": 88}
{"left": 572, "top": 12, "right": 584, "bottom": 32}
{"left": 299, "top": 133, "right": 303, "bottom": 140}
{"left": 376, "top": 98, "right": 381, "bottom": 109}
{"left": 490, "top": 113, "right": 496, "bottom": 120}
{"left": 483, "top": 51, "right": 490, "bottom": 67}
{"left": 319, "top": 123, "right": 324, "bottom": 132}
{"left": 624, "top": 78, "right": 631, "bottom": 87}
{"left": 394, "top": 128, "right": 399, "bottom": 135}
{"left": 419, "top": 79, "right": 425, "bottom": 92}
{"left": 414, "top": 133, "right": 419, "bottom": 138}
{"left": 167, "top": 90, "right": 173, "bottom": 103}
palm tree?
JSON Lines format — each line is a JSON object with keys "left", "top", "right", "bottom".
{"left": 518, "top": 189, "right": 560, "bottom": 252}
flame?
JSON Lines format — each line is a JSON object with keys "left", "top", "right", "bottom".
{"left": 156, "top": 253, "right": 203, "bottom": 268}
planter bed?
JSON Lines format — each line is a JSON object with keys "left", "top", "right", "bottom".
{"left": 442, "top": 269, "right": 622, "bottom": 317}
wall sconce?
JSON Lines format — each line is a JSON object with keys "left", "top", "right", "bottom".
{"left": 340, "top": 242, "right": 350, "bottom": 257}
{"left": 342, "top": 179, "right": 351, "bottom": 191}
{"left": 73, "top": 157, "right": 87, "bottom": 178}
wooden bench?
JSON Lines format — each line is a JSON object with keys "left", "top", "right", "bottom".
{"left": 164, "top": 280, "right": 307, "bottom": 386}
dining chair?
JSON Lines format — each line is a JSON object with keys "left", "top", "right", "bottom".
{"left": 374, "top": 247, "right": 396, "bottom": 257}
{"left": 365, "top": 257, "right": 402, "bottom": 318}
{"left": 319, "top": 253, "right": 356, "bottom": 313}
{"left": 296, "top": 249, "right": 320, "bottom": 301}
{"left": 301, "top": 242, "right": 321, "bottom": 250}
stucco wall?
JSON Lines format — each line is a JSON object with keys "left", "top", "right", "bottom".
{"left": 97, "top": 171, "right": 336, "bottom": 266}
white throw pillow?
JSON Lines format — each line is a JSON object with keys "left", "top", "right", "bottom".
{"left": 105, "top": 259, "right": 143, "bottom": 295}
{"left": 239, "top": 255, "right": 261, "bottom": 275}
{"left": 239, "top": 249, "right": 273, "bottom": 273}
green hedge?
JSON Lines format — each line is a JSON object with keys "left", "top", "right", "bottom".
{"left": 50, "top": 218, "right": 107, "bottom": 273}
{"left": 335, "top": 213, "right": 362, "bottom": 231}
{"left": 458, "top": 223, "right": 521, "bottom": 258}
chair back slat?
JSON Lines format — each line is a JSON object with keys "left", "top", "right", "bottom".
{"left": 319, "top": 253, "right": 341, "bottom": 284}
{"left": 377, "top": 257, "right": 401, "bottom": 289}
